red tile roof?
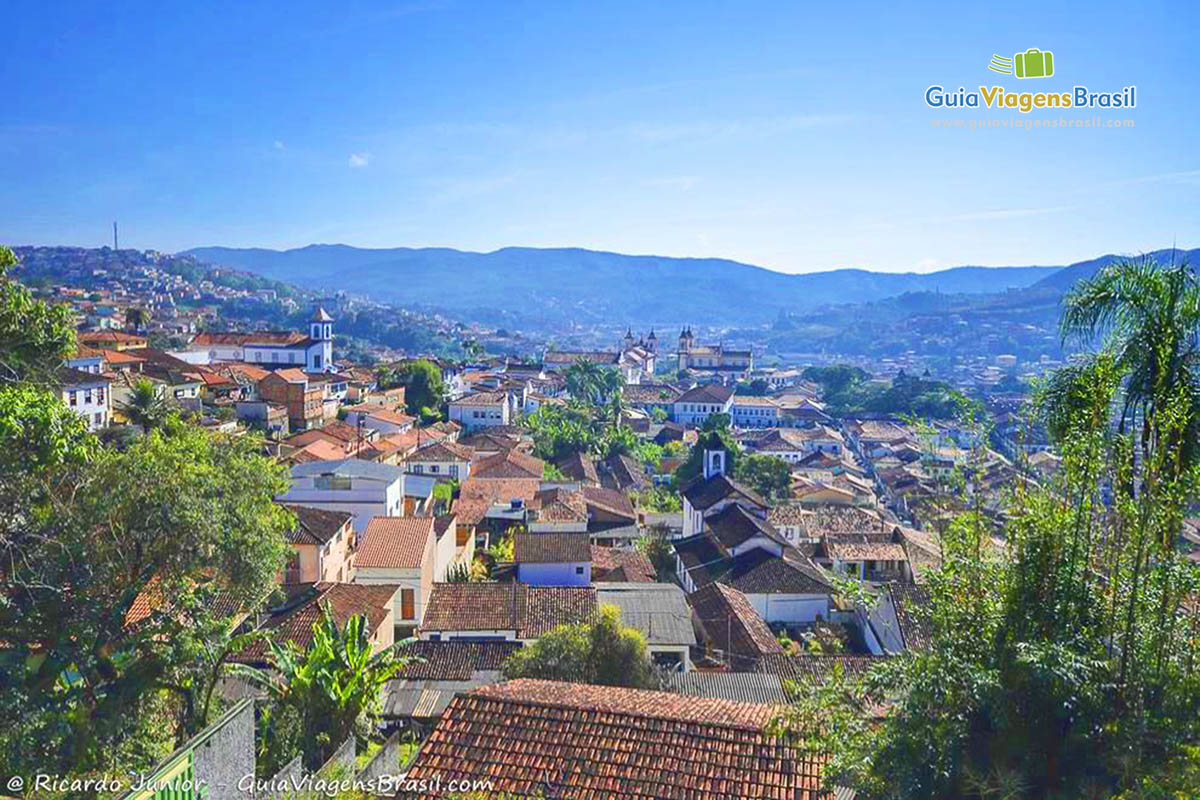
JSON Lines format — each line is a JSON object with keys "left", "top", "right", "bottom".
{"left": 513, "top": 532, "right": 591, "bottom": 563}
{"left": 687, "top": 582, "right": 784, "bottom": 663}
{"left": 591, "top": 546, "right": 656, "bottom": 582}
{"left": 421, "top": 583, "right": 597, "bottom": 638}
{"left": 232, "top": 582, "right": 397, "bottom": 662}
{"left": 356, "top": 517, "right": 435, "bottom": 570}
{"left": 279, "top": 504, "right": 353, "bottom": 546}
{"left": 471, "top": 449, "right": 544, "bottom": 480}
{"left": 454, "top": 478, "right": 540, "bottom": 525}
{"left": 406, "top": 678, "right": 828, "bottom": 798}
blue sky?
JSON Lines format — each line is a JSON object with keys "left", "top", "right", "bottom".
{"left": 2, "top": 0, "right": 1197, "bottom": 273}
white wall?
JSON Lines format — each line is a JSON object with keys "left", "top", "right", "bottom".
{"left": 516, "top": 561, "right": 590, "bottom": 586}
{"left": 747, "top": 593, "right": 830, "bottom": 624}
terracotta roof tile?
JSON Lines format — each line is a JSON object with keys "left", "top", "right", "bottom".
{"left": 687, "top": 582, "right": 783, "bottom": 664}
{"left": 513, "top": 532, "right": 591, "bottom": 563}
{"left": 405, "top": 678, "right": 828, "bottom": 798}
{"left": 279, "top": 504, "right": 353, "bottom": 545}
{"left": 472, "top": 449, "right": 544, "bottom": 479}
{"left": 233, "top": 582, "right": 397, "bottom": 662}
{"left": 591, "top": 546, "right": 656, "bottom": 582}
{"left": 394, "top": 640, "right": 522, "bottom": 680}
{"left": 421, "top": 583, "right": 597, "bottom": 638}
{"left": 357, "top": 517, "right": 435, "bottom": 570}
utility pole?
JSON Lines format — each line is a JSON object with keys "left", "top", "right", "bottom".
{"left": 112, "top": 221, "right": 119, "bottom": 251}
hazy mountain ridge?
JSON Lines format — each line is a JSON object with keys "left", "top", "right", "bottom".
{"left": 182, "top": 244, "right": 1199, "bottom": 326}
{"left": 182, "top": 245, "right": 1061, "bottom": 325}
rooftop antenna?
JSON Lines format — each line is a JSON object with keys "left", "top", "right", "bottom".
{"left": 112, "top": 221, "right": 119, "bottom": 251}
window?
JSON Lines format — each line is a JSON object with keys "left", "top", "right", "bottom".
{"left": 271, "top": 351, "right": 279, "bottom": 362}
{"left": 68, "top": 391, "right": 77, "bottom": 406}
{"left": 84, "top": 391, "right": 92, "bottom": 404}
{"left": 411, "top": 464, "right": 423, "bottom": 474}
{"left": 449, "top": 465, "right": 459, "bottom": 478}
{"left": 430, "top": 465, "right": 439, "bottom": 473}
{"left": 96, "top": 388, "right": 105, "bottom": 403}
{"left": 574, "top": 566, "right": 584, "bottom": 575}
{"left": 401, "top": 589, "right": 415, "bottom": 619}
{"left": 94, "top": 412, "right": 103, "bottom": 425}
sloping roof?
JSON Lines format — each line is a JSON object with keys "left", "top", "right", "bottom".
{"left": 889, "top": 583, "right": 933, "bottom": 651}
{"left": 723, "top": 547, "right": 835, "bottom": 595}
{"left": 453, "top": 478, "right": 541, "bottom": 525}
{"left": 356, "top": 517, "right": 434, "bottom": 570}
{"left": 581, "top": 485, "right": 637, "bottom": 521}
{"left": 393, "top": 640, "right": 522, "bottom": 680}
{"left": 681, "top": 472, "right": 768, "bottom": 511}
{"left": 268, "top": 367, "right": 309, "bottom": 384}
{"left": 233, "top": 582, "right": 397, "bottom": 663}
{"left": 472, "top": 449, "right": 544, "bottom": 480}
{"left": 596, "top": 583, "right": 696, "bottom": 647}
{"left": 409, "top": 439, "right": 474, "bottom": 463}
{"left": 405, "top": 678, "right": 827, "bottom": 799}
{"left": 57, "top": 366, "right": 112, "bottom": 386}
{"left": 346, "top": 405, "right": 416, "bottom": 427}
{"left": 279, "top": 504, "right": 353, "bottom": 546}
{"left": 421, "top": 583, "right": 597, "bottom": 638}
{"left": 676, "top": 383, "right": 735, "bottom": 404}
{"left": 513, "top": 532, "right": 591, "bottom": 563}
{"left": 665, "top": 671, "right": 788, "bottom": 704}
{"left": 687, "top": 582, "right": 783, "bottom": 663}
{"left": 555, "top": 451, "right": 600, "bottom": 484}
{"left": 192, "top": 330, "right": 307, "bottom": 347}
{"left": 757, "top": 654, "right": 883, "bottom": 687}
{"left": 591, "top": 546, "right": 656, "bottom": 583}
{"left": 290, "top": 458, "right": 405, "bottom": 482}
{"left": 823, "top": 532, "right": 907, "bottom": 563}
{"left": 452, "top": 390, "right": 507, "bottom": 405}
{"left": 602, "top": 454, "right": 650, "bottom": 491}
{"left": 530, "top": 486, "right": 588, "bottom": 524}
{"left": 706, "top": 504, "right": 787, "bottom": 550}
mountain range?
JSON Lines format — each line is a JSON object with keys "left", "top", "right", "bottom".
{"left": 182, "top": 244, "right": 1199, "bottom": 327}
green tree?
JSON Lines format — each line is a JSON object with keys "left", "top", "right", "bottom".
{"left": 124, "top": 307, "right": 149, "bottom": 331}
{"left": 733, "top": 453, "right": 792, "bottom": 501}
{"left": 239, "top": 608, "right": 410, "bottom": 773}
{"left": 1053, "top": 256, "right": 1200, "bottom": 481}
{"left": 502, "top": 605, "right": 655, "bottom": 689}
{"left": 0, "top": 422, "right": 293, "bottom": 776}
{"left": 387, "top": 359, "right": 445, "bottom": 418}
{"left": 118, "top": 377, "right": 172, "bottom": 432}
{"left": 0, "top": 246, "right": 76, "bottom": 382}
{"left": 776, "top": 355, "right": 1200, "bottom": 800}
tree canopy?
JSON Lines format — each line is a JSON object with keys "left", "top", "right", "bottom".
{"left": 501, "top": 605, "right": 656, "bottom": 689}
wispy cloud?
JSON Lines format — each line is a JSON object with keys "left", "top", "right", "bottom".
{"left": 916, "top": 206, "right": 1070, "bottom": 224}
{"left": 273, "top": 140, "right": 285, "bottom": 151}
{"left": 1109, "top": 168, "right": 1200, "bottom": 187}
{"left": 643, "top": 176, "right": 701, "bottom": 192}
{"left": 624, "top": 113, "right": 852, "bottom": 144}
{"left": 348, "top": 152, "right": 370, "bottom": 168}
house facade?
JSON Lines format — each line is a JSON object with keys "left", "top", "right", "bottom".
{"left": 278, "top": 459, "right": 406, "bottom": 533}
{"left": 448, "top": 391, "right": 510, "bottom": 432}
{"left": 59, "top": 367, "right": 112, "bottom": 431}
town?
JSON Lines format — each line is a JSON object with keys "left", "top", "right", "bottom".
{"left": 4, "top": 235, "right": 1199, "bottom": 800}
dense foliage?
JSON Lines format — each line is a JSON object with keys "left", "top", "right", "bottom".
{"left": 803, "top": 364, "right": 968, "bottom": 418}
{"left": 239, "top": 608, "right": 409, "bottom": 774}
{"left": 779, "top": 262, "right": 1200, "bottom": 799}
{"left": 501, "top": 605, "right": 656, "bottom": 689}
{"left": 0, "top": 248, "right": 295, "bottom": 781}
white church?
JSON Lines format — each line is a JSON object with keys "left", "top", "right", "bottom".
{"left": 182, "top": 307, "right": 336, "bottom": 371}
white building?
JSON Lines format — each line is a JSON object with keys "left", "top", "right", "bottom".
{"left": 672, "top": 384, "right": 734, "bottom": 427}
{"left": 59, "top": 367, "right": 112, "bottom": 431}
{"left": 448, "top": 391, "right": 510, "bottom": 432}
{"left": 186, "top": 307, "right": 335, "bottom": 372}
{"left": 278, "top": 459, "right": 406, "bottom": 533}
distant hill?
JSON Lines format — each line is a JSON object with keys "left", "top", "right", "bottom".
{"left": 1030, "top": 248, "right": 1200, "bottom": 292}
{"left": 182, "top": 245, "right": 1061, "bottom": 325}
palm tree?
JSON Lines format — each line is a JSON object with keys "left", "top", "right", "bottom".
{"left": 118, "top": 378, "right": 171, "bottom": 432}
{"left": 565, "top": 359, "right": 604, "bottom": 403}
{"left": 1054, "top": 255, "right": 1200, "bottom": 478}
{"left": 124, "top": 307, "right": 149, "bottom": 331}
